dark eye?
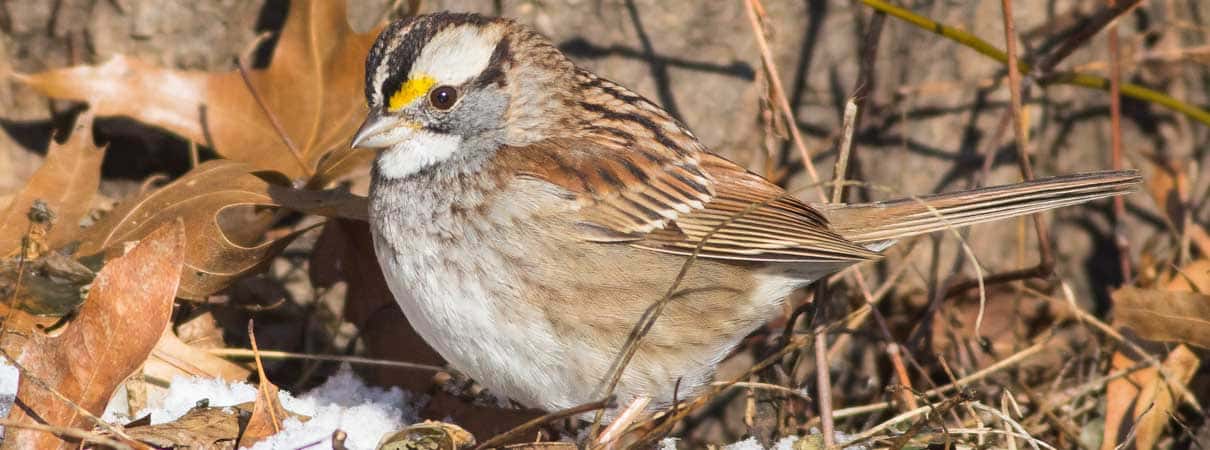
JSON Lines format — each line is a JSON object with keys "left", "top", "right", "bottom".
{"left": 429, "top": 86, "right": 458, "bottom": 110}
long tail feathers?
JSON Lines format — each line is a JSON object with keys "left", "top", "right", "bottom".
{"left": 822, "top": 170, "right": 1141, "bottom": 246}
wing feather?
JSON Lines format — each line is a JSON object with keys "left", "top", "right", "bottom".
{"left": 493, "top": 135, "right": 880, "bottom": 263}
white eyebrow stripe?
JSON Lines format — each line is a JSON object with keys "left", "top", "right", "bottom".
{"left": 410, "top": 24, "right": 503, "bottom": 86}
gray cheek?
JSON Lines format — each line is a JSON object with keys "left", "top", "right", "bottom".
{"left": 449, "top": 89, "right": 508, "bottom": 137}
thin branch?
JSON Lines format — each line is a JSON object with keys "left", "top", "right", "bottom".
{"left": 743, "top": 0, "right": 826, "bottom": 201}
{"left": 207, "top": 348, "right": 444, "bottom": 372}
{"left": 1002, "top": 0, "right": 1055, "bottom": 276}
{"left": 0, "top": 418, "right": 133, "bottom": 449}
{"left": 0, "top": 350, "right": 139, "bottom": 444}
{"left": 859, "top": 0, "right": 1210, "bottom": 127}
{"left": 1107, "top": 0, "right": 1132, "bottom": 284}
{"left": 234, "top": 59, "right": 311, "bottom": 178}
{"left": 475, "top": 398, "right": 612, "bottom": 450}
{"left": 812, "top": 283, "right": 835, "bottom": 447}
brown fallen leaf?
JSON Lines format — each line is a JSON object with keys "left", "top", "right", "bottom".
{"left": 1133, "top": 345, "right": 1199, "bottom": 450}
{"left": 0, "top": 250, "right": 94, "bottom": 316}
{"left": 76, "top": 160, "right": 304, "bottom": 300}
{"left": 1145, "top": 156, "right": 1189, "bottom": 227}
{"left": 1102, "top": 351, "right": 1141, "bottom": 450}
{"left": 1112, "top": 286, "right": 1210, "bottom": 349}
{"left": 0, "top": 110, "right": 104, "bottom": 256}
{"left": 3, "top": 220, "right": 184, "bottom": 450}
{"left": 237, "top": 322, "right": 288, "bottom": 448}
{"left": 1165, "top": 258, "right": 1210, "bottom": 294}
{"left": 124, "top": 405, "right": 245, "bottom": 450}
{"left": 14, "top": 0, "right": 382, "bottom": 180}
{"left": 146, "top": 327, "right": 251, "bottom": 383}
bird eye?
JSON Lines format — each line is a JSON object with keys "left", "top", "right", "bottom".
{"left": 429, "top": 86, "right": 458, "bottom": 110}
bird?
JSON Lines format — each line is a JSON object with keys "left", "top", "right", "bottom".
{"left": 351, "top": 12, "right": 1139, "bottom": 416}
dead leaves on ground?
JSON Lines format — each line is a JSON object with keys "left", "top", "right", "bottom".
{"left": 0, "top": 110, "right": 104, "bottom": 257}
{"left": 14, "top": 0, "right": 381, "bottom": 181}
{"left": 75, "top": 160, "right": 305, "bottom": 300}
{"left": 0, "top": 0, "right": 388, "bottom": 444}
{"left": 2, "top": 220, "right": 184, "bottom": 449}
{"left": 1102, "top": 257, "right": 1208, "bottom": 449}
{"left": 1112, "top": 259, "right": 1210, "bottom": 349}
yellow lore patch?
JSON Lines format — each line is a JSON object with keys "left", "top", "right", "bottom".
{"left": 388, "top": 76, "right": 436, "bottom": 111}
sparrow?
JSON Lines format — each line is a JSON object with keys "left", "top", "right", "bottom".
{"left": 351, "top": 12, "right": 1139, "bottom": 415}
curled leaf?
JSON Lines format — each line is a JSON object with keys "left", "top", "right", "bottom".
{"left": 76, "top": 161, "right": 303, "bottom": 300}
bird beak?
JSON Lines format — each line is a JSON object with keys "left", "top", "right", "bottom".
{"left": 351, "top": 112, "right": 414, "bottom": 150}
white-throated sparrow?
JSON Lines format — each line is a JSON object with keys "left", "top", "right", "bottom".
{"left": 352, "top": 12, "right": 1139, "bottom": 415}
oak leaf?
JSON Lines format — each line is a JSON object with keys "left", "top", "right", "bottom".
{"left": 2, "top": 220, "right": 184, "bottom": 449}
{"left": 0, "top": 111, "right": 104, "bottom": 256}
{"left": 75, "top": 160, "right": 305, "bottom": 300}
{"left": 15, "top": 0, "right": 382, "bottom": 180}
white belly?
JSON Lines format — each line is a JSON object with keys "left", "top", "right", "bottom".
{"left": 370, "top": 228, "right": 582, "bottom": 410}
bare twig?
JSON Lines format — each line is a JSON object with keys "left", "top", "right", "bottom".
{"left": 234, "top": 59, "right": 311, "bottom": 177}
{"left": 1107, "top": 0, "right": 1132, "bottom": 284}
{"left": 1029, "top": 0, "right": 1143, "bottom": 75}
{"left": 475, "top": 398, "right": 613, "bottom": 450}
{"left": 596, "top": 396, "right": 650, "bottom": 448}
{"left": 0, "top": 418, "right": 133, "bottom": 449}
{"left": 816, "top": 339, "right": 1048, "bottom": 423}
{"left": 207, "top": 348, "right": 444, "bottom": 372}
{"left": 811, "top": 285, "right": 835, "bottom": 447}
{"left": 858, "top": 0, "right": 1210, "bottom": 126}
{"left": 1002, "top": 0, "right": 1055, "bottom": 272}
{"left": 743, "top": 0, "right": 826, "bottom": 201}
{"left": 0, "top": 350, "right": 139, "bottom": 444}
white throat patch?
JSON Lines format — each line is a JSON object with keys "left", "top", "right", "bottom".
{"left": 411, "top": 24, "right": 503, "bottom": 86}
{"left": 377, "top": 129, "right": 463, "bottom": 179}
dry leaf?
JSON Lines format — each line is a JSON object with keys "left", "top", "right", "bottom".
{"left": 0, "top": 110, "right": 104, "bottom": 255}
{"left": 377, "top": 421, "right": 475, "bottom": 450}
{"left": 1146, "top": 157, "right": 1188, "bottom": 226}
{"left": 76, "top": 160, "right": 304, "bottom": 299}
{"left": 0, "top": 250, "right": 94, "bottom": 316}
{"left": 1102, "top": 351, "right": 1141, "bottom": 450}
{"left": 1165, "top": 258, "right": 1210, "bottom": 294}
{"left": 125, "top": 405, "right": 244, "bottom": 450}
{"left": 146, "top": 328, "right": 251, "bottom": 383}
{"left": 1133, "top": 345, "right": 1199, "bottom": 450}
{"left": 237, "top": 378, "right": 288, "bottom": 448}
{"left": 3, "top": 220, "right": 184, "bottom": 449}
{"left": 1112, "top": 286, "right": 1210, "bottom": 349}
{"left": 237, "top": 322, "right": 288, "bottom": 448}
{"left": 15, "top": 0, "right": 381, "bottom": 180}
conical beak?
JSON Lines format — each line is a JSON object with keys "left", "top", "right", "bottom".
{"left": 351, "top": 112, "right": 413, "bottom": 150}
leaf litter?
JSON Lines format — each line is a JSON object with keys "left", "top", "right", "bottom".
{"left": 0, "top": 0, "right": 1208, "bottom": 448}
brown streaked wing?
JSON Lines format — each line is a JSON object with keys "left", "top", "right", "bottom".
{"left": 493, "top": 134, "right": 714, "bottom": 238}
{"left": 633, "top": 154, "right": 883, "bottom": 262}
{"left": 495, "top": 136, "right": 881, "bottom": 263}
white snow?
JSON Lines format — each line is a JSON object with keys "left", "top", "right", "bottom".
{"left": 0, "top": 359, "right": 18, "bottom": 438}
{"left": 0, "top": 360, "right": 420, "bottom": 449}
{"left": 139, "top": 375, "right": 260, "bottom": 424}
{"left": 249, "top": 367, "right": 422, "bottom": 450}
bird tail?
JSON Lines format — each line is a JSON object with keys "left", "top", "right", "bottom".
{"left": 822, "top": 170, "right": 1141, "bottom": 246}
